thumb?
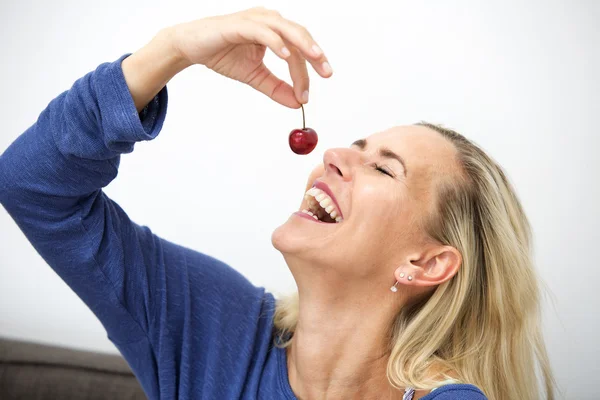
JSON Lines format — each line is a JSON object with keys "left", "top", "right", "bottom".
{"left": 245, "top": 63, "right": 301, "bottom": 109}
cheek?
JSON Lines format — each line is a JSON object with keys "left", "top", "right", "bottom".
{"left": 371, "top": 193, "right": 415, "bottom": 241}
{"left": 395, "top": 199, "right": 429, "bottom": 244}
{"left": 355, "top": 192, "right": 403, "bottom": 232}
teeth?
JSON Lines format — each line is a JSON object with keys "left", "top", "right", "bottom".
{"left": 319, "top": 198, "right": 331, "bottom": 209}
{"left": 302, "top": 187, "right": 344, "bottom": 223}
{"left": 301, "top": 209, "right": 320, "bottom": 220}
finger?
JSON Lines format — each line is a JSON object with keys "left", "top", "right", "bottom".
{"left": 228, "top": 19, "right": 292, "bottom": 60}
{"left": 254, "top": 14, "right": 333, "bottom": 78}
{"left": 284, "top": 41, "right": 310, "bottom": 104}
{"left": 245, "top": 62, "right": 301, "bottom": 109}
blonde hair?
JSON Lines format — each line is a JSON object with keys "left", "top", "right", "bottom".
{"left": 273, "top": 123, "right": 556, "bottom": 400}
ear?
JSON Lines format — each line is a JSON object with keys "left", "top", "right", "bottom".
{"left": 403, "top": 246, "right": 462, "bottom": 287}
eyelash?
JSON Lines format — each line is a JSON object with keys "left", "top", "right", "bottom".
{"left": 374, "top": 164, "right": 393, "bottom": 177}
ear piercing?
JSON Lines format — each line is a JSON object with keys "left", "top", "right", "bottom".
{"left": 390, "top": 272, "right": 413, "bottom": 292}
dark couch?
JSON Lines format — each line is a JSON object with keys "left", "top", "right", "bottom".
{"left": 0, "top": 337, "right": 146, "bottom": 399}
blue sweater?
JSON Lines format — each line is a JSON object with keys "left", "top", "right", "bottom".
{"left": 0, "top": 55, "right": 487, "bottom": 400}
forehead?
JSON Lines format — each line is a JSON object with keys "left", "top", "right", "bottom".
{"left": 365, "top": 125, "right": 459, "bottom": 177}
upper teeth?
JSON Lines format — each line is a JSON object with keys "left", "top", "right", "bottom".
{"left": 303, "top": 187, "right": 343, "bottom": 223}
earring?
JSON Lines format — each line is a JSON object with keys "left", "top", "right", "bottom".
{"left": 399, "top": 272, "right": 405, "bottom": 278}
{"left": 390, "top": 281, "right": 399, "bottom": 292}
{"left": 407, "top": 275, "right": 413, "bottom": 281}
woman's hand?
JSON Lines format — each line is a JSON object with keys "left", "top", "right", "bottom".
{"left": 170, "top": 7, "right": 332, "bottom": 108}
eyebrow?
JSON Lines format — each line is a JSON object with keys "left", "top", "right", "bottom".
{"left": 351, "top": 138, "right": 408, "bottom": 176}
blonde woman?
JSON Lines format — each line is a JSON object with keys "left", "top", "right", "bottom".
{"left": 0, "top": 7, "right": 555, "bottom": 400}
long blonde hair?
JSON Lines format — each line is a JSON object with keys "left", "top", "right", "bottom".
{"left": 273, "top": 123, "right": 556, "bottom": 400}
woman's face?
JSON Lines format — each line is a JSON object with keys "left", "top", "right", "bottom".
{"left": 272, "top": 125, "right": 459, "bottom": 284}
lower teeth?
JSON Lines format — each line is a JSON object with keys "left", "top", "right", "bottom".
{"left": 301, "top": 209, "right": 319, "bottom": 220}
{"left": 301, "top": 208, "right": 343, "bottom": 223}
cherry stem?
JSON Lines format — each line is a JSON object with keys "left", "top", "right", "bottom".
{"left": 301, "top": 104, "right": 305, "bottom": 130}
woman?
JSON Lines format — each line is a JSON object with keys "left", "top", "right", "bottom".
{"left": 0, "top": 7, "right": 555, "bottom": 400}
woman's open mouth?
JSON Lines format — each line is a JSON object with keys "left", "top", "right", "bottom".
{"left": 295, "top": 181, "right": 344, "bottom": 224}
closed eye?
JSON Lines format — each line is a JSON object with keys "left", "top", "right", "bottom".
{"left": 374, "top": 164, "right": 394, "bottom": 177}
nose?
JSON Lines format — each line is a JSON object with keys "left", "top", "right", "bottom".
{"left": 322, "top": 148, "right": 364, "bottom": 182}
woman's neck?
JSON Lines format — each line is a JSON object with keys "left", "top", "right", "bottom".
{"left": 285, "top": 281, "right": 407, "bottom": 400}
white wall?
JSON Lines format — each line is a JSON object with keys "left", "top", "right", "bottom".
{"left": 0, "top": 0, "right": 598, "bottom": 398}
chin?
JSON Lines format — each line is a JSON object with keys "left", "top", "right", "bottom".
{"left": 271, "top": 213, "right": 342, "bottom": 261}
{"left": 271, "top": 217, "right": 300, "bottom": 254}
{"left": 270, "top": 214, "right": 322, "bottom": 256}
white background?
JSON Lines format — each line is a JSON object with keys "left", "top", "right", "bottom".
{"left": 1, "top": 0, "right": 598, "bottom": 398}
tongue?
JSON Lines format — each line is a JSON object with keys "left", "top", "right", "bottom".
{"left": 321, "top": 213, "right": 336, "bottom": 223}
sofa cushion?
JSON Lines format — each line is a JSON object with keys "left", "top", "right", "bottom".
{"left": 0, "top": 337, "right": 146, "bottom": 399}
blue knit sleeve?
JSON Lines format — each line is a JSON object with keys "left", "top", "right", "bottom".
{"left": 423, "top": 384, "right": 488, "bottom": 399}
{"left": 0, "top": 54, "right": 277, "bottom": 399}
{"left": 0, "top": 54, "right": 170, "bottom": 343}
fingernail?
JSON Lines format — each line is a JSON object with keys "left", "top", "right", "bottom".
{"left": 312, "top": 44, "right": 323, "bottom": 56}
{"left": 322, "top": 61, "right": 332, "bottom": 74}
{"left": 281, "top": 47, "right": 291, "bottom": 57}
{"left": 302, "top": 90, "right": 309, "bottom": 103}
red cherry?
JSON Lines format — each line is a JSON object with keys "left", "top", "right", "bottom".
{"left": 289, "top": 104, "right": 318, "bottom": 155}
{"left": 289, "top": 127, "right": 318, "bottom": 155}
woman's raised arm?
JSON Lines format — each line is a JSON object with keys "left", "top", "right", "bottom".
{"left": 0, "top": 8, "right": 330, "bottom": 398}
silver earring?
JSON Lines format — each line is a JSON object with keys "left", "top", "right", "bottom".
{"left": 390, "top": 281, "right": 399, "bottom": 292}
{"left": 399, "top": 272, "right": 405, "bottom": 278}
{"left": 407, "top": 275, "right": 413, "bottom": 281}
